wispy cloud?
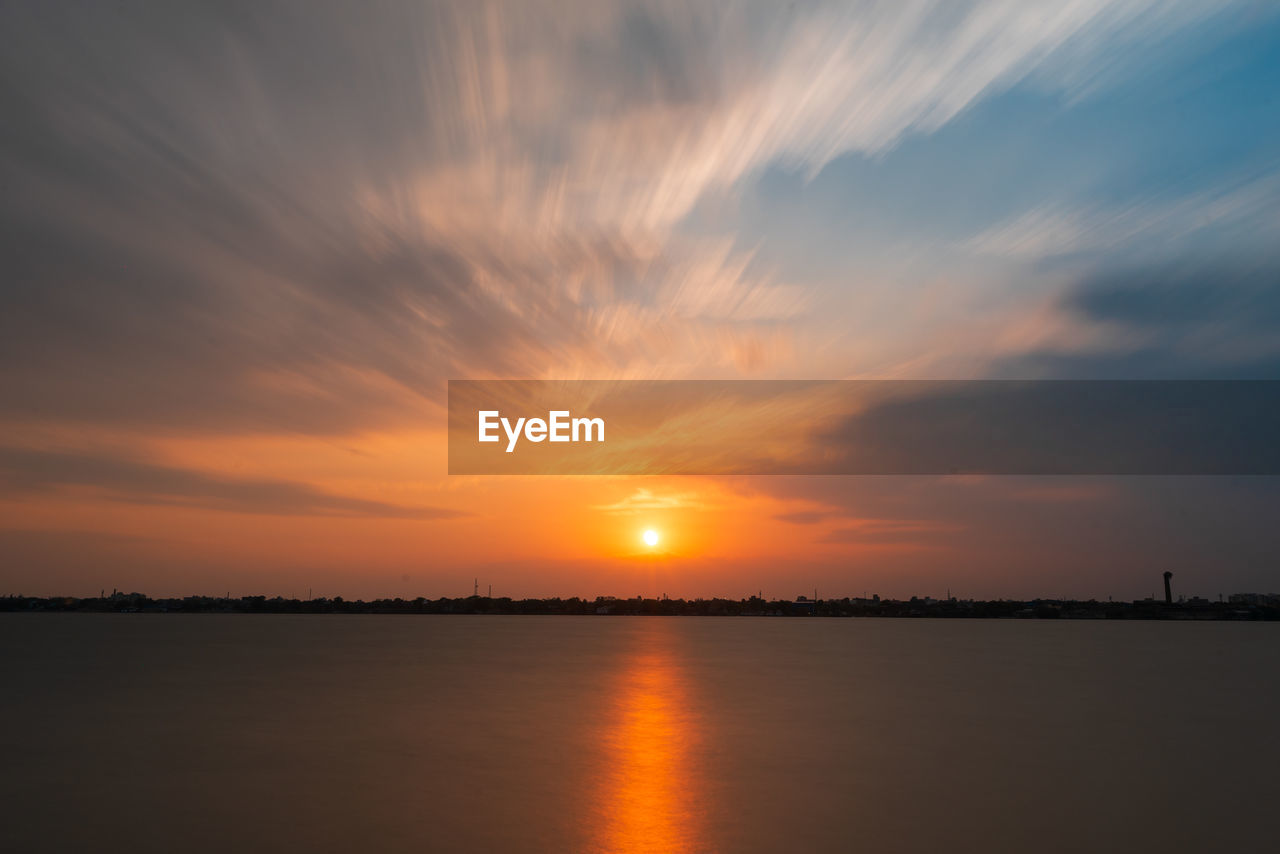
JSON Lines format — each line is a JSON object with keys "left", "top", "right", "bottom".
{"left": 594, "top": 488, "right": 705, "bottom": 515}
{"left": 0, "top": 448, "right": 461, "bottom": 519}
{"left": 962, "top": 169, "right": 1280, "bottom": 259}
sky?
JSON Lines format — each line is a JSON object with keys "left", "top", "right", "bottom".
{"left": 2, "top": 0, "right": 1278, "bottom": 601}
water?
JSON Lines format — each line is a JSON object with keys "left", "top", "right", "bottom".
{"left": 1, "top": 615, "right": 1276, "bottom": 853}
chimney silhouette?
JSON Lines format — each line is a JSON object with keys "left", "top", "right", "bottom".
{"left": 1163, "top": 571, "right": 1173, "bottom": 604}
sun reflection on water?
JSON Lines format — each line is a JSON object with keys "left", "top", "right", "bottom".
{"left": 588, "top": 626, "right": 703, "bottom": 854}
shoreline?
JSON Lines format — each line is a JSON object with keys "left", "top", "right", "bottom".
{"left": 5, "top": 594, "right": 1277, "bottom": 620}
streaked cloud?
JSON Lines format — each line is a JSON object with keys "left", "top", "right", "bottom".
{"left": 0, "top": 447, "right": 459, "bottom": 519}
{"left": 1, "top": 0, "right": 1251, "bottom": 435}
{"left": 963, "top": 168, "right": 1280, "bottom": 259}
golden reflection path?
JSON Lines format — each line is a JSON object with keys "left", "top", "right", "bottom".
{"left": 587, "top": 624, "right": 705, "bottom": 854}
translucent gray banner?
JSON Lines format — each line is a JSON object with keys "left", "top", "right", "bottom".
{"left": 448, "top": 380, "right": 1280, "bottom": 475}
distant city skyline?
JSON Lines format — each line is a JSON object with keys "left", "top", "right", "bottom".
{"left": 7, "top": 585, "right": 1280, "bottom": 621}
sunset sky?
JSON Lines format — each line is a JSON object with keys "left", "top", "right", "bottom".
{"left": 3, "top": 1, "right": 1279, "bottom": 600}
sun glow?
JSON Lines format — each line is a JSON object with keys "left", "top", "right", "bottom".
{"left": 642, "top": 529, "right": 660, "bottom": 547}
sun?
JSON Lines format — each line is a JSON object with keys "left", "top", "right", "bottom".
{"left": 642, "top": 529, "right": 660, "bottom": 548}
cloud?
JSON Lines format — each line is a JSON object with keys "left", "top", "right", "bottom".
{"left": 994, "top": 260, "right": 1280, "bottom": 378}
{"left": 962, "top": 170, "right": 1280, "bottom": 259}
{"left": 0, "top": 0, "right": 1245, "bottom": 437}
{"left": 0, "top": 448, "right": 462, "bottom": 519}
{"left": 1067, "top": 263, "right": 1280, "bottom": 333}
{"left": 594, "top": 487, "right": 704, "bottom": 515}
{"left": 810, "top": 381, "right": 1280, "bottom": 474}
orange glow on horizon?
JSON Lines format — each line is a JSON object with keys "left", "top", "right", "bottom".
{"left": 0, "top": 422, "right": 946, "bottom": 599}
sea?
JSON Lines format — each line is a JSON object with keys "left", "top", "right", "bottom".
{"left": 1, "top": 615, "right": 1276, "bottom": 852}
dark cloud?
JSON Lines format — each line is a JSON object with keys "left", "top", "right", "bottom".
{"left": 997, "top": 259, "right": 1280, "bottom": 379}
{"left": 1069, "top": 264, "right": 1280, "bottom": 331}
{"left": 812, "top": 381, "right": 1280, "bottom": 474}
{"left": 0, "top": 448, "right": 461, "bottom": 519}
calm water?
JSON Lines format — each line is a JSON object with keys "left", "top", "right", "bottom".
{"left": 1, "top": 615, "right": 1277, "bottom": 853}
